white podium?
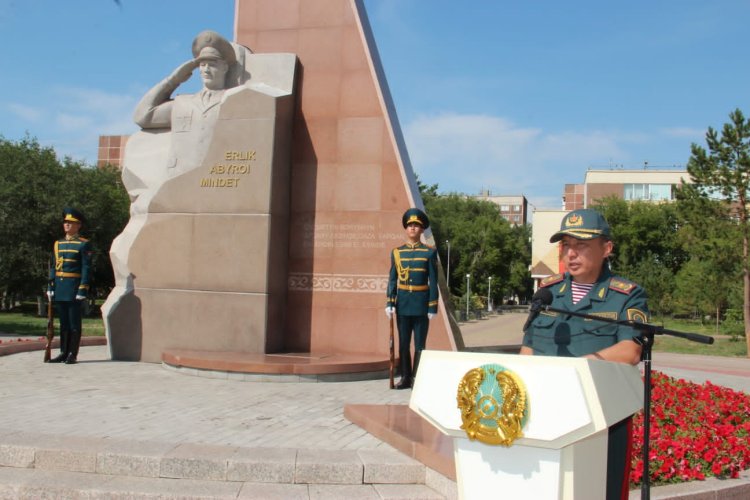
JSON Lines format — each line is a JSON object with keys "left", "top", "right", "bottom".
{"left": 409, "top": 350, "right": 643, "bottom": 500}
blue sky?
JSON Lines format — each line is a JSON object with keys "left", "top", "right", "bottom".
{"left": 2, "top": 0, "right": 749, "bottom": 209}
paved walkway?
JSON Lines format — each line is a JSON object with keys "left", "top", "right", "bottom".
{"left": 0, "top": 315, "right": 748, "bottom": 498}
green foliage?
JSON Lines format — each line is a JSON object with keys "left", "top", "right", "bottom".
{"left": 593, "top": 197, "right": 686, "bottom": 275}
{"left": 0, "top": 136, "right": 129, "bottom": 303}
{"left": 724, "top": 308, "right": 745, "bottom": 340}
{"left": 686, "top": 108, "right": 750, "bottom": 348}
{"left": 688, "top": 109, "right": 750, "bottom": 208}
{"left": 421, "top": 191, "right": 532, "bottom": 304}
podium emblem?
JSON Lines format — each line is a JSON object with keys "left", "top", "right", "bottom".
{"left": 457, "top": 363, "right": 528, "bottom": 446}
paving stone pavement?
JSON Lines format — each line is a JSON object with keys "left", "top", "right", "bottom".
{"left": 0, "top": 346, "right": 457, "bottom": 499}
{"left": 1, "top": 336, "right": 748, "bottom": 499}
{"left": 0, "top": 346, "right": 410, "bottom": 450}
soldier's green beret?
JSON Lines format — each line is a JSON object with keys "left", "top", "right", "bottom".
{"left": 550, "top": 208, "right": 610, "bottom": 243}
{"left": 402, "top": 208, "right": 429, "bottom": 229}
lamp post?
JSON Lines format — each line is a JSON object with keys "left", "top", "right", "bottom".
{"left": 445, "top": 240, "right": 451, "bottom": 290}
{"left": 487, "top": 276, "right": 492, "bottom": 312}
{"left": 465, "top": 273, "right": 471, "bottom": 319}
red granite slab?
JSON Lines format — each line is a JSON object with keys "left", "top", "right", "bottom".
{"left": 344, "top": 403, "right": 455, "bottom": 480}
{"left": 162, "top": 349, "right": 390, "bottom": 375}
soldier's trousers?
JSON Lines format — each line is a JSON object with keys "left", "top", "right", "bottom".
{"left": 607, "top": 417, "right": 634, "bottom": 500}
{"left": 396, "top": 314, "right": 429, "bottom": 381}
{"left": 55, "top": 301, "right": 82, "bottom": 358}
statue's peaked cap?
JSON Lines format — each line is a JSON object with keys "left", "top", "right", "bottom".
{"left": 192, "top": 30, "right": 236, "bottom": 65}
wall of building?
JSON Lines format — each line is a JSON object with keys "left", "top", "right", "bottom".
{"left": 97, "top": 135, "right": 130, "bottom": 168}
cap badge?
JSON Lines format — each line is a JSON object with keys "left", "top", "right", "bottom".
{"left": 566, "top": 214, "right": 583, "bottom": 227}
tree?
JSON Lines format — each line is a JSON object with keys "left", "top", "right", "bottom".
{"left": 420, "top": 190, "right": 531, "bottom": 307}
{"left": 687, "top": 109, "right": 750, "bottom": 355}
{"left": 0, "top": 136, "right": 66, "bottom": 305}
{"left": 0, "top": 136, "right": 129, "bottom": 308}
{"left": 592, "top": 197, "right": 686, "bottom": 314}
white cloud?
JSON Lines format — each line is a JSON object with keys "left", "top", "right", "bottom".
{"left": 659, "top": 127, "right": 704, "bottom": 139}
{"left": 5, "top": 86, "right": 140, "bottom": 164}
{"left": 56, "top": 113, "right": 94, "bottom": 131}
{"left": 7, "top": 103, "right": 43, "bottom": 123}
{"left": 403, "top": 113, "right": 628, "bottom": 204}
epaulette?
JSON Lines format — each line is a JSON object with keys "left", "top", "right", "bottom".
{"left": 540, "top": 273, "right": 564, "bottom": 288}
{"left": 609, "top": 277, "right": 636, "bottom": 295}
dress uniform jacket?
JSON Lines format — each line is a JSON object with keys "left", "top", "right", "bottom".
{"left": 386, "top": 242, "right": 439, "bottom": 316}
{"left": 523, "top": 267, "right": 649, "bottom": 356}
{"left": 49, "top": 236, "right": 92, "bottom": 301}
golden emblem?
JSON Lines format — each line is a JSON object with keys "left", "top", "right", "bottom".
{"left": 456, "top": 364, "right": 528, "bottom": 446}
{"left": 627, "top": 308, "right": 648, "bottom": 323}
{"left": 566, "top": 214, "right": 583, "bottom": 227}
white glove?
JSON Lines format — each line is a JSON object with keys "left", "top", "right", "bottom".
{"left": 428, "top": 313, "right": 435, "bottom": 320}
{"left": 46, "top": 291, "right": 54, "bottom": 299}
{"left": 385, "top": 307, "right": 395, "bottom": 319}
{"left": 75, "top": 295, "right": 85, "bottom": 301}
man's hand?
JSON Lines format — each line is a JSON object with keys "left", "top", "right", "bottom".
{"left": 46, "top": 291, "right": 54, "bottom": 300}
{"left": 385, "top": 306, "right": 395, "bottom": 319}
{"left": 75, "top": 295, "right": 85, "bottom": 301}
{"left": 169, "top": 59, "right": 200, "bottom": 85}
{"left": 427, "top": 313, "right": 435, "bottom": 320}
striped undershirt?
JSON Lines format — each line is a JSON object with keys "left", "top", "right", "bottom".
{"left": 570, "top": 281, "right": 594, "bottom": 304}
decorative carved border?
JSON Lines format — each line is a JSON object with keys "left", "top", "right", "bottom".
{"left": 288, "top": 273, "right": 388, "bottom": 293}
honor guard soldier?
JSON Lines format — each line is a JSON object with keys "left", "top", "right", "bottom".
{"left": 521, "top": 208, "right": 649, "bottom": 500}
{"left": 47, "top": 208, "right": 92, "bottom": 364}
{"left": 386, "top": 208, "right": 439, "bottom": 389}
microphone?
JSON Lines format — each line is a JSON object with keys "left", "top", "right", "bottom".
{"left": 523, "top": 288, "right": 553, "bottom": 332}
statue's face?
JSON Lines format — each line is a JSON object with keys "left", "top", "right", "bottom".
{"left": 199, "top": 59, "right": 228, "bottom": 90}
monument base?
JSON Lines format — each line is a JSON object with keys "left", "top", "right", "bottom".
{"left": 344, "top": 404, "right": 455, "bottom": 480}
{"left": 162, "top": 349, "right": 390, "bottom": 382}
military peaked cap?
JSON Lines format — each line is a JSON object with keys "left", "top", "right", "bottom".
{"left": 550, "top": 208, "right": 611, "bottom": 243}
{"left": 402, "top": 208, "right": 429, "bottom": 229}
{"left": 192, "top": 30, "right": 237, "bottom": 65}
{"left": 62, "top": 207, "right": 85, "bottom": 225}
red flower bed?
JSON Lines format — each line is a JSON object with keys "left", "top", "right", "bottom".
{"left": 630, "top": 371, "right": 750, "bottom": 487}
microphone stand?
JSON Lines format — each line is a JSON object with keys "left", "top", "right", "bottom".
{"left": 541, "top": 305, "right": 714, "bottom": 500}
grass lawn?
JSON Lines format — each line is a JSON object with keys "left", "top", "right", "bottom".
{"left": 650, "top": 316, "right": 747, "bottom": 357}
{"left": 0, "top": 308, "right": 105, "bottom": 337}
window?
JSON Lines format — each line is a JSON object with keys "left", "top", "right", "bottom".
{"left": 624, "top": 184, "right": 672, "bottom": 201}
{"left": 500, "top": 205, "right": 510, "bottom": 211}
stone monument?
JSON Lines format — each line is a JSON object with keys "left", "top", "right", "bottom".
{"left": 103, "top": 30, "right": 298, "bottom": 361}
{"left": 233, "top": 0, "right": 462, "bottom": 358}
{"left": 104, "top": 0, "right": 462, "bottom": 368}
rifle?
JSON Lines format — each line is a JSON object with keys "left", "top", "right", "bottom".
{"left": 44, "top": 294, "right": 54, "bottom": 363}
{"left": 389, "top": 314, "right": 395, "bottom": 389}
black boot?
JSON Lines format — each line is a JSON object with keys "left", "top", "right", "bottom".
{"left": 65, "top": 330, "right": 81, "bottom": 364}
{"left": 49, "top": 352, "right": 67, "bottom": 363}
{"left": 413, "top": 350, "right": 423, "bottom": 379}
{"left": 395, "top": 355, "right": 412, "bottom": 389}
